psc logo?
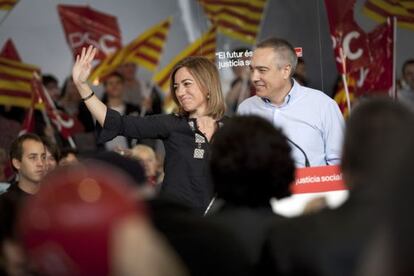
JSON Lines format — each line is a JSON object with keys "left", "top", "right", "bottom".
{"left": 68, "top": 32, "right": 119, "bottom": 56}
{"left": 331, "top": 31, "right": 364, "bottom": 63}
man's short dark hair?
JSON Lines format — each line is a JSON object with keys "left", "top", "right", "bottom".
{"left": 42, "top": 74, "right": 58, "bottom": 87}
{"left": 402, "top": 59, "right": 414, "bottom": 75}
{"left": 103, "top": 71, "right": 125, "bottom": 86}
{"left": 210, "top": 115, "right": 295, "bottom": 207}
{"left": 60, "top": 147, "right": 78, "bottom": 160}
{"left": 9, "top": 133, "right": 43, "bottom": 171}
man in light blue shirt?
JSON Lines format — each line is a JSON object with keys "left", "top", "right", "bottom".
{"left": 238, "top": 37, "right": 344, "bottom": 167}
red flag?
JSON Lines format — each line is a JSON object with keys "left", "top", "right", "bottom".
{"left": 57, "top": 4, "right": 122, "bottom": 62}
{"left": 324, "top": 0, "right": 394, "bottom": 95}
{"left": 0, "top": 39, "right": 21, "bottom": 61}
{"left": 31, "top": 77, "right": 82, "bottom": 139}
{"left": 361, "top": 19, "right": 394, "bottom": 93}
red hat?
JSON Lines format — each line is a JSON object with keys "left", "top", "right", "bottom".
{"left": 18, "top": 163, "right": 146, "bottom": 276}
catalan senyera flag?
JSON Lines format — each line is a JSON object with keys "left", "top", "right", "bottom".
{"left": 153, "top": 27, "right": 216, "bottom": 93}
{"left": 363, "top": 0, "right": 414, "bottom": 30}
{"left": 89, "top": 18, "right": 172, "bottom": 83}
{"left": 333, "top": 76, "right": 356, "bottom": 118}
{"left": 0, "top": 0, "right": 18, "bottom": 11}
{"left": 153, "top": 27, "right": 216, "bottom": 112}
{"left": 1, "top": 40, "right": 41, "bottom": 136}
{"left": 124, "top": 18, "right": 172, "bottom": 71}
{"left": 199, "top": 0, "right": 267, "bottom": 44}
{"left": 0, "top": 57, "right": 43, "bottom": 109}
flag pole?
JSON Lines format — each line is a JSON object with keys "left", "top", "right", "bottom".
{"left": 30, "top": 76, "right": 56, "bottom": 143}
{"left": 0, "top": 1, "right": 19, "bottom": 27}
{"left": 31, "top": 76, "right": 50, "bottom": 128}
{"left": 391, "top": 16, "right": 397, "bottom": 100}
{"left": 18, "top": 79, "right": 37, "bottom": 137}
{"left": 339, "top": 47, "right": 351, "bottom": 115}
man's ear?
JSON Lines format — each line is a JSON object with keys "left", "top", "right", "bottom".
{"left": 283, "top": 64, "right": 292, "bottom": 80}
{"left": 12, "top": 158, "right": 21, "bottom": 171}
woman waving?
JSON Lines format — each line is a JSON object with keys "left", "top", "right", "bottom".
{"left": 72, "top": 46, "right": 226, "bottom": 213}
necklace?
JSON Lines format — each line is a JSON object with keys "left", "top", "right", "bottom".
{"left": 188, "top": 120, "right": 206, "bottom": 159}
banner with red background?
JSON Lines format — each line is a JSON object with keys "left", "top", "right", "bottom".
{"left": 58, "top": 5, "right": 122, "bottom": 62}
{"left": 324, "top": 0, "right": 394, "bottom": 95}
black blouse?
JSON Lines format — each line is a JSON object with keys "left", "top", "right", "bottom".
{"left": 97, "top": 108, "right": 222, "bottom": 213}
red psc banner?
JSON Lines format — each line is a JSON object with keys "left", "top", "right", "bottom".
{"left": 58, "top": 4, "right": 122, "bottom": 62}
{"left": 324, "top": 0, "right": 394, "bottom": 95}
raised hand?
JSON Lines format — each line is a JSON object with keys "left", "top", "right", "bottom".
{"left": 72, "top": 45, "right": 97, "bottom": 85}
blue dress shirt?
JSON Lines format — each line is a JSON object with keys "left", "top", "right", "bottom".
{"left": 237, "top": 79, "right": 344, "bottom": 167}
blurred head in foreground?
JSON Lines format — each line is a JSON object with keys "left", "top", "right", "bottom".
{"left": 210, "top": 115, "right": 295, "bottom": 207}
{"left": 341, "top": 97, "right": 414, "bottom": 192}
{"left": 18, "top": 162, "right": 187, "bottom": 276}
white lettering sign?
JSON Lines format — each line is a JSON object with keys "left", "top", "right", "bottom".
{"left": 68, "top": 32, "right": 118, "bottom": 56}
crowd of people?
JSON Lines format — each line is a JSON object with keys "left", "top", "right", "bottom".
{"left": 0, "top": 35, "right": 413, "bottom": 275}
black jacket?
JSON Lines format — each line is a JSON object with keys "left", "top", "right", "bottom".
{"left": 97, "top": 109, "right": 223, "bottom": 213}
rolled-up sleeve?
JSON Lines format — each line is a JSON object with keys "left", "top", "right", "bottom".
{"left": 96, "top": 108, "right": 172, "bottom": 144}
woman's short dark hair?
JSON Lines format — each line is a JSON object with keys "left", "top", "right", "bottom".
{"left": 210, "top": 115, "right": 295, "bottom": 207}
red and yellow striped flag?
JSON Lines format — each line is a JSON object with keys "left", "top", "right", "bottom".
{"left": 153, "top": 27, "right": 216, "bottom": 112}
{"left": 0, "top": 0, "right": 18, "bottom": 11}
{"left": 89, "top": 17, "right": 172, "bottom": 83}
{"left": 363, "top": 0, "right": 414, "bottom": 30}
{"left": 153, "top": 27, "right": 216, "bottom": 93}
{"left": 199, "top": 0, "right": 267, "bottom": 44}
{"left": 0, "top": 57, "right": 43, "bottom": 109}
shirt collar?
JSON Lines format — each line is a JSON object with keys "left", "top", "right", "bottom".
{"left": 261, "top": 79, "right": 300, "bottom": 107}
